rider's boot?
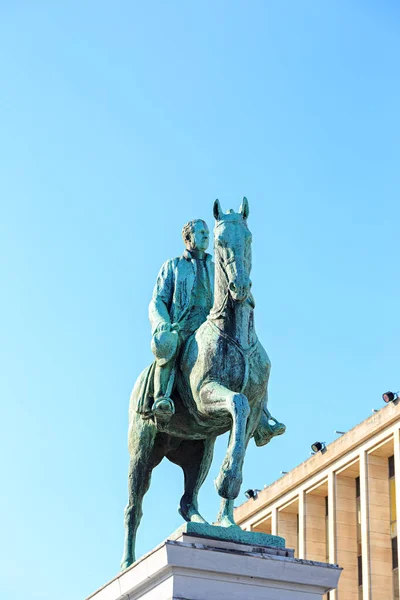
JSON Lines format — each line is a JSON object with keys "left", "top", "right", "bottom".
{"left": 253, "top": 407, "right": 286, "bottom": 447}
{"left": 152, "top": 396, "right": 175, "bottom": 421}
{"left": 152, "top": 362, "right": 176, "bottom": 423}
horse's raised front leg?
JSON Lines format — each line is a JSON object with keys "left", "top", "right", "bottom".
{"left": 167, "top": 437, "right": 216, "bottom": 524}
{"left": 216, "top": 403, "right": 262, "bottom": 527}
{"left": 121, "top": 415, "right": 163, "bottom": 570}
{"left": 200, "top": 382, "right": 250, "bottom": 503}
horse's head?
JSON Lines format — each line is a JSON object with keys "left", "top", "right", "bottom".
{"left": 213, "top": 198, "right": 252, "bottom": 303}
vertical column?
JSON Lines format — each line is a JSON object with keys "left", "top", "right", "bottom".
{"left": 359, "top": 451, "right": 371, "bottom": 600}
{"left": 368, "top": 454, "right": 392, "bottom": 597}
{"left": 277, "top": 509, "right": 298, "bottom": 556}
{"left": 394, "top": 427, "right": 400, "bottom": 596}
{"left": 335, "top": 475, "right": 358, "bottom": 599}
{"left": 298, "top": 490, "right": 305, "bottom": 559}
{"left": 271, "top": 507, "right": 278, "bottom": 536}
{"left": 304, "top": 494, "right": 326, "bottom": 561}
{"left": 328, "top": 471, "right": 337, "bottom": 600}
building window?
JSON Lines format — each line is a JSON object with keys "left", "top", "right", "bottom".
{"left": 389, "top": 455, "right": 399, "bottom": 600}
{"left": 356, "top": 476, "right": 362, "bottom": 598}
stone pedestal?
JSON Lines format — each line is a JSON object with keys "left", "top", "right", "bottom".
{"left": 88, "top": 525, "right": 341, "bottom": 600}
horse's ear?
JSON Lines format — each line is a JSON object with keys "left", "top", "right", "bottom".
{"left": 239, "top": 196, "right": 249, "bottom": 220}
{"left": 213, "top": 199, "right": 222, "bottom": 220}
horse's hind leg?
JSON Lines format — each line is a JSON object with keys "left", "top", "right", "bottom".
{"left": 167, "top": 437, "right": 216, "bottom": 523}
{"left": 121, "top": 416, "right": 164, "bottom": 570}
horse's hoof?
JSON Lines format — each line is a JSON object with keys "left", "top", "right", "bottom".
{"left": 215, "top": 471, "right": 242, "bottom": 499}
{"left": 190, "top": 513, "right": 208, "bottom": 524}
{"left": 120, "top": 558, "right": 134, "bottom": 571}
{"left": 178, "top": 505, "right": 208, "bottom": 524}
{"left": 214, "top": 516, "right": 240, "bottom": 529}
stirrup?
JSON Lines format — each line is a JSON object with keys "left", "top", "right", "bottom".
{"left": 268, "top": 416, "right": 286, "bottom": 436}
{"left": 254, "top": 415, "right": 286, "bottom": 447}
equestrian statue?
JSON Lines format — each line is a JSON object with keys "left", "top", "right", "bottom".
{"left": 121, "top": 198, "right": 286, "bottom": 570}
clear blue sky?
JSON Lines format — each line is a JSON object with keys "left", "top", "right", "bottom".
{"left": 1, "top": 2, "right": 399, "bottom": 598}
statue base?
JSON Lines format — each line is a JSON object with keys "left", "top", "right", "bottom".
{"left": 87, "top": 525, "right": 341, "bottom": 600}
{"left": 169, "top": 521, "right": 286, "bottom": 548}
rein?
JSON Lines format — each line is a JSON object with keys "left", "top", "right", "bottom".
{"left": 207, "top": 243, "right": 257, "bottom": 355}
{"left": 206, "top": 317, "right": 258, "bottom": 354}
{"left": 206, "top": 318, "right": 258, "bottom": 394}
{"left": 208, "top": 243, "right": 255, "bottom": 320}
{"left": 207, "top": 244, "right": 230, "bottom": 320}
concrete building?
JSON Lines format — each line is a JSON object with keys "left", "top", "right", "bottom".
{"left": 234, "top": 401, "right": 400, "bottom": 600}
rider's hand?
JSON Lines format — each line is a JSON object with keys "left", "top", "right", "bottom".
{"left": 170, "top": 322, "right": 180, "bottom": 333}
{"left": 156, "top": 322, "right": 171, "bottom": 334}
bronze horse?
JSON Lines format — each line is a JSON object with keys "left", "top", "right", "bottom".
{"left": 121, "top": 198, "right": 282, "bottom": 569}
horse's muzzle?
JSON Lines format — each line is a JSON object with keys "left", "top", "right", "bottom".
{"left": 229, "top": 281, "right": 250, "bottom": 302}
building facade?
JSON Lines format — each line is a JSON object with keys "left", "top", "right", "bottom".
{"left": 234, "top": 401, "right": 400, "bottom": 600}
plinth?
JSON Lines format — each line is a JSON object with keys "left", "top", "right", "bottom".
{"left": 87, "top": 524, "right": 341, "bottom": 600}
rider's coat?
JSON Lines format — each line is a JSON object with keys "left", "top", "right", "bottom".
{"left": 136, "top": 250, "right": 214, "bottom": 417}
{"left": 149, "top": 249, "right": 214, "bottom": 335}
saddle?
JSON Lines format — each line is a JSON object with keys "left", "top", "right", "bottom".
{"left": 136, "top": 361, "right": 157, "bottom": 418}
{"left": 135, "top": 333, "right": 204, "bottom": 427}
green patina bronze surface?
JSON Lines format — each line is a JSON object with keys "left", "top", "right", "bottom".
{"left": 170, "top": 522, "right": 286, "bottom": 549}
{"left": 121, "top": 198, "right": 286, "bottom": 570}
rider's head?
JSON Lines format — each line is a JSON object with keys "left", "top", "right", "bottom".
{"left": 182, "top": 219, "right": 209, "bottom": 253}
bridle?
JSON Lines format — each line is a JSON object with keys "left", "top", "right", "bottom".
{"left": 208, "top": 221, "right": 251, "bottom": 320}
{"left": 208, "top": 243, "right": 230, "bottom": 320}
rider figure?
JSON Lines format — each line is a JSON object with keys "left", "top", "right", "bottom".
{"left": 148, "top": 217, "right": 285, "bottom": 444}
{"left": 149, "top": 219, "right": 214, "bottom": 422}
